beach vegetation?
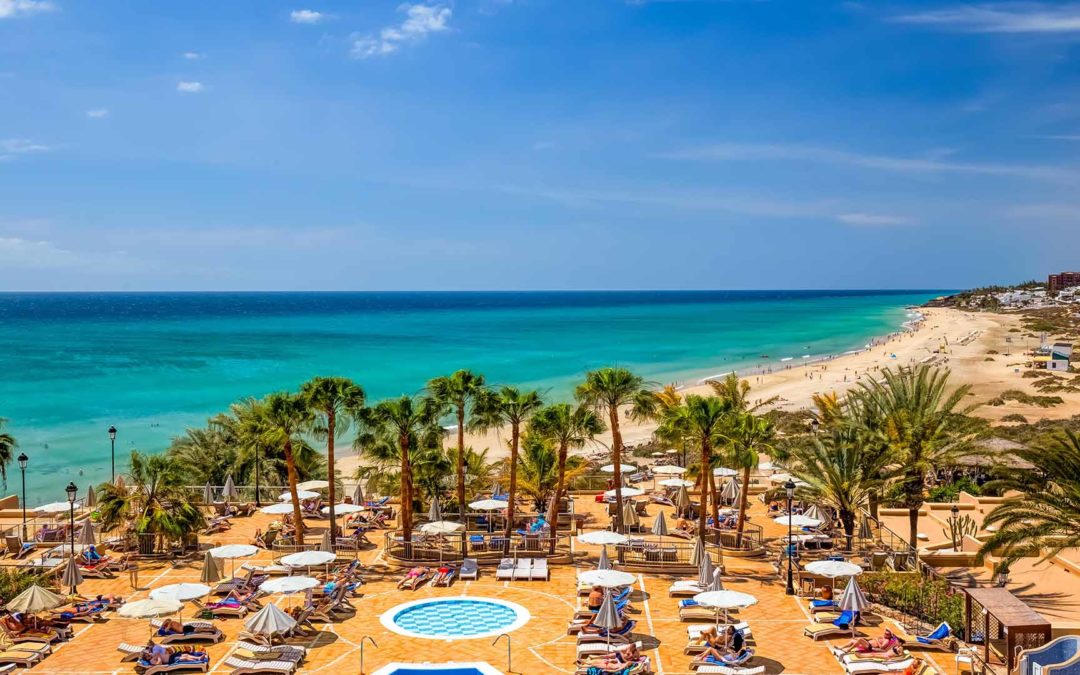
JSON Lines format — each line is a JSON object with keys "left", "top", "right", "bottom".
{"left": 1000, "top": 413, "right": 1028, "bottom": 423}
{"left": 471, "top": 387, "right": 543, "bottom": 550}
{"left": 261, "top": 392, "right": 316, "bottom": 541}
{"left": 0, "top": 416, "right": 18, "bottom": 490}
{"left": 576, "top": 368, "right": 657, "bottom": 531}
{"left": 300, "top": 376, "right": 366, "bottom": 536}
{"left": 861, "top": 571, "right": 965, "bottom": 640}
{"left": 428, "top": 370, "right": 488, "bottom": 515}
{"left": 515, "top": 432, "right": 589, "bottom": 514}
{"left": 724, "top": 413, "right": 775, "bottom": 547}
{"left": 987, "top": 390, "right": 1063, "bottom": 407}
{"left": 0, "top": 568, "right": 53, "bottom": 602}
{"left": 528, "top": 402, "right": 604, "bottom": 526}
{"left": 98, "top": 450, "right": 205, "bottom": 550}
{"left": 979, "top": 430, "right": 1080, "bottom": 570}
{"left": 927, "top": 476, "right": 982, "bottom": 503}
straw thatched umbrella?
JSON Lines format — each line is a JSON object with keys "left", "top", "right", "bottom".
{"left": 6, "top": 585, "right": 64, "bottom": 613}
{"left": 62, "top": 556, "right": 83, "bottom": 594}
{"left": 200, "top": 550, "right": 221, "bottom": 584}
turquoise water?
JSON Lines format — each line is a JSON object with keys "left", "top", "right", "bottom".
{"left": 0, "top": 291, "right": 937, "bottom": 502}
{"left": 392, "top": 599, "right": 520, "bottom": 638}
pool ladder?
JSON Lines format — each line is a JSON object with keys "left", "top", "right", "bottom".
{"left": 492, "top": 633, "right": 512, "bottom": 673}
{"left": 360, "top": 635, "right": 377, "bottom": 674}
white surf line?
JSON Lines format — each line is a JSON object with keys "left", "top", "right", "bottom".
{"left": 637, "top": 573, "right": 664, "bottom": 675}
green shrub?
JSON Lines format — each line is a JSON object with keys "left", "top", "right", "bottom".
{"left": 0, "top": 568, "right": 54, "bottom": 603}
{"left": 928, "top": 476, "right": 982, "bottom": 503}
{"left": 861, "top": 571, "right": 965, "bottom": 638}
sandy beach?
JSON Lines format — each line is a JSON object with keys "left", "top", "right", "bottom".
{"left": 338, "top": 306, "right": 1080, "bottom": 475}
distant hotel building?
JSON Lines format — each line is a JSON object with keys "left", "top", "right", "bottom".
{"left": 1048, "top": 271, "right": 1080, "bottom": 294}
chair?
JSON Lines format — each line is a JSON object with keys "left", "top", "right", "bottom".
{"left": 530, "top": 559, "right": 549, "bottom": 580}
{"left": 512, "top": 558, "right": 532, "bottom": 580}
{"left": 897, "top": 622, "right": 955, "bottom": 651}
{"left": 460, "top": 558, "right": 479, "bottom": 580}
{"left": 150, "top": 620, "right": 224, "bottom": 644}
{"left": 804, "top": 611, "right": 858, "bottom": 640}
{"left": 495, "top": 558, "right": 515, "bottom": 581}
{"left": 4, "top": 537, "right": 33, "bottom": 560}
{"left": 0, "top": 650, "right": 42, "bottom": 668}
{"left": 134, "top": 654, "right": 210, "bottom": 675}
{"left": 692, "top": 649, "right": 755, "bottom": 670}
{"left": 669, "top": 580, "right": 708, "bottom": 597}
{"left": 432, "top": 566, "right": 456, "bottom": 587}
{"left": 577, "top": 640, "right": 644, "bottom": 658}
{"left": 222, "top": 655, "right": 296, "bottom": 675}
{"left": 235, "top": 642, "right": 306, "bottom": 663}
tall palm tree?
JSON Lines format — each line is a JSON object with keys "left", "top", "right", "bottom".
{"left": 786, "top": 425, "right": 885, "bottom": 550}
{"left": 852, "top": 365, "right": 977, "bottom": 548}
{"left": 576, "top": 368, "right": 656, "bottom": 531}
{"left": 472, "top": 386, "right": 543, "bottom": 551}
{"left": 515, "top": 433, "right": 590, "bottom": 513}
{"left": 0, "top": 417, "right": 16, "bottom": 490}
{"left": 709, "top": 372, "right": 776, "bottom": 412}
{"left": 428, "top": 370, "right": 487, "bottom": 515}
{"left": 98, "top": 451, "right": 205, "bottom": 549}
{"left": 357, "top": 395, "right": 442, "bottom": 544}
{"left": 262, "top": 392, "right": 315, "bottom": 541}
{"left": 979, "top": 431, "right": 1080, "bottom": 569}
{"left": 726, "top": 413, "right": 775, "bottom": 547}
{"left": 301, "top": 377, "right": 366, "bottom": 535}
{"left": 529, "top": 403, "right": 605, "bottom": 526}
{"left": 657, "top": 395, "right": 733, "bottom": 538}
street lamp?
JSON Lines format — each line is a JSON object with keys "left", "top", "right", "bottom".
{"left": 254, "top": 443, "right": 262, "bottom": 507}
{"left": 65, "top": 481, "right": 78, "bottom": 595}
{"left": 17, "top": 453, "right": 28, "bottom": 541}
{"left": 108, "top": 426, "right": 117, "bottom": 483}
{"left": 785, "top": 478, "right": 796, "bottom": 596}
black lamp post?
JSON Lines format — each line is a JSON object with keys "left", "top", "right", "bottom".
{"left": 785, "top": 478, "right": 796, "bottom": 596}
{"left": 65, "top": 481, "right": 78, "bottom": 594}
{"left": 254, "top": 443, "right": 262, "bottom": 507}
{"left": 108, "top": 426, "right": 117, "bottom": 482}
{"left": 18, "top": 453, "right": 28, "bottom": 541}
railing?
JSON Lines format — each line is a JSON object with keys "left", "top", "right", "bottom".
{"left": 709, "top": 522, "right": 764, "bottom": 553}
{"left": 382, "top": 530, "right": 571, "bottom": 563}
{"left": 615, "top": 537, "right": 723, "bottom": 568}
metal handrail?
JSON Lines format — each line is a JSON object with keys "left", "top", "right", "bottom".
{"left": 359, "top": 636, "right": 377, "bottom": 674}
{"left": 492, "top": 633, "right": 512, "bottom": 673}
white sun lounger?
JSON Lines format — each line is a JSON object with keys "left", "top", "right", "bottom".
{"left": 577, "top": 640, "right": 643, "bottom": 658}
{"left": 844, "top": 659, "right": 915, "bottom": 674}
{"left": 496, "top": 558, "right": 515, "bottom": 581}
{"left": 530, "top": 558, "right": 549, "bottom": 580}
{"left": 695, "top": 667, "right": 765, "bottom": 675}
{"left": 670, "top": 580, "right": 708, "bottom": 597}
{"left": 512, "top": 558, "right": 532, "bottom": 580}
{"left": 460, "top": 558, "right": 479, "bottom": 580}
{"left": 687, "top": 622, "right": 750, "bottom": 638}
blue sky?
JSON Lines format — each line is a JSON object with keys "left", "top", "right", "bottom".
{"left": 1, "top": 0, "right": 1079, "bottom": 291}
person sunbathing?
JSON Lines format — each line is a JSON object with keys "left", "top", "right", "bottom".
{"left": 578, "top": 617, "right": 632, "bottom": 636}
{"left": 156, "top": 618, "right": 198, "bottom": 637}
{"left": 80, "top": 544, "right": 102, "bottom": 563}
{"left": 587, "top": 586, "right": 604, "bottom": 611}
{"left": 578, "top": 643, "right": 640, "bottom": 667}
{"left": 698, "top": 625, "right": 743, "bottom": 661}
{"left": 397, "top": 566, "right": 429, "bottom": 589}
{"left": 835, "top": 629, "right": 900, "bottom": 655}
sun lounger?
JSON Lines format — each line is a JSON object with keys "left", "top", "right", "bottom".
{"left": 576, "top": 620, "right": 637, "bottom": 644}
{"left": 432, "top": 566, "right": 456, "bottom": 587}
{"left": 460, "top": 558, "right": 479, "bottom": 580}
{"left": 495, "top": 558, "right": 515, "bottom": 581}
{"left": 193, "top": 598, "right": 251, "bottom": 618}
{"left": 670, "top": 580, "right": 708, "bottom": 597}
{"left": 4, "top": 536, "right": 34, "bottom": 560}
{"left": 691, "top": 649, "right": 755, "bottom": 670}
{"left": 686, "top": 622, "right": 750, "bottom": 638}
{"left": 684, "top": 624, "right": 752, "bottom": 653}
{"left": 235, "top": 642, "right": 306, "bottom": 663}
{"left": 895, "top": 622, "right": 954, "bottom": 651}
{"left": 694, "top": 667, "right": 765, "bottom": 675}
{"left": 680, "top": 605, "right": 725, "bottom": 622}
{"left": 843, "top": 658, "right": 915, "bottom": 674}
{"left": 134, "top": 654, "right": 210, "bottom": 675}
{"left": 0, "top": 650, "right": 42, "bottom": 668}
{"left": 150, "top": 620, "right": 224, "bottom": 644}
{"left": 804, "top": 611, "right": 858, "bottom": 640}
{"left": 530, "top": 558, "right": 549, "bottom": 580}
{"left": 512, "top": 558, "right": 532, "bottom": 580}
{"left": 119, "top": 643, "right": 146, "bottom": 661}
{"left": 576, "top": 640, "right": 643, "bottom": 658}
{"left": 397, "top": 570, "right": 430, "bottom": 591}
{"left": 233, "top": 647, "right": 302, "bottom": 665}
{"left": 223, "top": 655, "right": 296, "bottom": 675}
{"left": 808, "top": 599, "right": 838, "bottom": 614}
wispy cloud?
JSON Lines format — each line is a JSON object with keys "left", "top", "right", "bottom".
{"left": 181, "top": 51, "right": 203, "bottom": 60}
{"left": 892, "top": 3, "right": 1080, "bottom": 34}
{"left": 663, "top": 142, "right": 1080, "bottom": 183}
{"left": 1032, "top": 134, "right": 1080, "bottom": 141}
{"left": 176, "top": 81, "right": 204, "bottom": 94}
{"left": 0, "top": 237, "right": 79, "bottom": 268}
{"left": 351, "top": 3, "right": 452, "bottom": 58}
{"left": 0, "top": 0, "right": 54, "bottom": 19}
{"left": 290, "top": 9, "right": 326, "bottom": 24}
{"left": 85, "top": 108, "right": 109, "bottom": 118}
{"left": 0, "top": 138, "right": 50, "bottom": 161}
{"left": 837, "top": 212, "right": 914, "bottom": 227}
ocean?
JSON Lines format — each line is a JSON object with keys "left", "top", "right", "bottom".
{"left": 0, "top": 290, "right": 939, "bottom": 502}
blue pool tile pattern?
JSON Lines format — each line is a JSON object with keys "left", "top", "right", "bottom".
{"left": 392, "top": 599, "right": 518, "bottom": 637}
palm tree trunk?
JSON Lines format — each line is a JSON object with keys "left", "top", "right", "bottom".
{"left": 283, "top": 439, "right": 305, "bottom": 542}
{"left": 698, "top": 439, "right": 710, "bottom": 539}
{"left": 869, "top": 490, "right": 880, "bottom": 520}
{"left": 710, "top": 471, "right": 721, "bottom": 530}
{"left": 327, "top": 411, "right": 337, "bottom": 537}
{"left": 841, "top": 510, "right": 855, "bottom": 552}
{"left": 400, "top": 434, "right": 413, "bottom": 544}
{"left": 547, "top": 440, "right": 568, "bottom": 530}
{"left": 456, "top": 406, "right": 466, "bottom": 517}
{"left": 505, "top": 423, "right": 520, "bottom": 554}
{"left": 610, "top": 408, "right": 624, "bottom": 532}
{"left": 735, "top": 466, "right": 751, "bottom": 548}
{"left": 908, "top": 506, "right": 919, "bottom": 553}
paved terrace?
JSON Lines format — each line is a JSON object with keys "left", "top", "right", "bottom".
{"left": 5, "top": 495, "right": 969, "bottom": 675}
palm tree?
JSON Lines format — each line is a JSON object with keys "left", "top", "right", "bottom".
{"left": 576, "top": 368, "right": 656, "bottom": 531}
{"left": 166, "top": 425, "right": 238, "bottom": 487}
{"left": 529, "top": 403, "right": 605, "bottom": 526}
{"left": 979, "top": 431, "right": 1080, "bottom": 569}
{"left": 515, "top": 433, "right": 589, "bottom": 513}
{"left": 852, "top": 365, "right": 977, "bottom": 549}
{"left": 709, "top": 372, "right": 776, "bottom": 412}
{"left": 0, "top": 417, "right": 16, "bottom": 490}
{"left": 726, "top": 413, "right": 775, "bottom": 547}
{"left": 428, "top": 370, "right": 487, "bottom": 515}
{"left": 472, "top": 386, "right": 543, "bottom": 551}
{"left": 786, "top": 425, "right": 885, "bottom": 550}
{"left": 301, "top": 377, "right": 366, "bottom": 535}
{"left": 657, "top": 395, "right": 733, "bottom": 538}
{"left": 98, "top": 451, "right": 205, "bottom": 550}
{"left": 262, "top": 392, "right": 315, "bottom": 541}
{"left": 357, "top": 395, "right": 442, "bottom": 544}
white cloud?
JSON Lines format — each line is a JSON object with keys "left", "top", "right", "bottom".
{"left": 0, "top": 0, "right": 54, "bottom": 19}
{"left": 181, "top": 51, "right": 203, "bottom": 60}
{"left": 0, "top": 138, "right": 50, "bottom": 161}
{"left": 1033, "top": 134, "right": 1080, "bottom": 141}
{"left": 176, "top": 81, "right": 204, "bottom": 94}
{"left": 351, "top": 3, "right": 452, "bottom": 58}
{"left": 0, "top": 237, "right": 79, "bottom": 268}
{"left": 85, "top": 108, "right": 109, "bottom": 118}
{"left": 290, "top": 9, "right": 325, "bottom": 24}
{"left": 837, "top": 212, "right": 914, "bottom": 227}
{"left": 893, "top": 4, "right": 1080, "bottom": 34}
{"left": 663, "top": 142, "right": 1080, "bottom": 183}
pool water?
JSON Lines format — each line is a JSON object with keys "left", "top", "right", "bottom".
{"left": 381, "top": 597, "right": 530, "bottom": 640}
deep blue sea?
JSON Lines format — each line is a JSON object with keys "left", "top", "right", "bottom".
{"left": 0, "top": 290, "right": 939, "bottom": 501}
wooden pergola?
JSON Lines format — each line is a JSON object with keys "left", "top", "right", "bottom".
{"left": 964, "top": 587, "right": 1051, "bottom": 673}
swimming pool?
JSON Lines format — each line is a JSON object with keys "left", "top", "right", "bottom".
{"left": 371, "top": 663, "right": 503, "bottom": 675}
{"left": 380, "top": 597, "right": 530, "bottom": 640}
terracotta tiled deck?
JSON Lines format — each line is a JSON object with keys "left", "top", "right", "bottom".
{"left": 5, "top": 496, "right": 969, "bottom": 675}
